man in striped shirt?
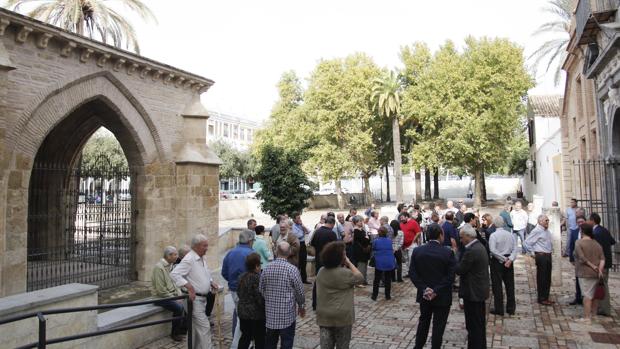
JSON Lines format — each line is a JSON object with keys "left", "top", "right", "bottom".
{"left": 260, "top": 241, "right": 306, "bottom": 349}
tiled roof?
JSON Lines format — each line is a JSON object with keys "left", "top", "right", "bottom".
{"left": 528, "top": 95, "right": 562, "bottom": 117}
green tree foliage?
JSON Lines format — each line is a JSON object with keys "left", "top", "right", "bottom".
{"left": 255, "top": 145, "right": 313, "bottom": 218}
{"left": 80, "top": 131, "right": 128, "bottom": 171}
{"left": 5, "top": 0, "right": 156, "bottom": 53}
{"left": 211, "top": 140, "right": 256, "bottom": 181}
{"left": 403, "top": 38, "right": 533, "bottom": 207}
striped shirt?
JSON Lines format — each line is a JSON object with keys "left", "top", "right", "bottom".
{"left": 259, "top": 258, "right": 305, "bottom": 329}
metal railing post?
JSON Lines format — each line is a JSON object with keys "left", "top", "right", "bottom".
{"left": 186, "top": 297, "right": 193, "bottom": 349}
{"left": 37, "top": 312, "right": 46, "bottom": 349}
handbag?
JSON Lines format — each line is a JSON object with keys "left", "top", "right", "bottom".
{"left": 593, "top": 278, "right": 606, "bottom": 300}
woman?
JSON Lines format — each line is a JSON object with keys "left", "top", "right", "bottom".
{"left": 480, "top": 213, "right": 496, "bottom": 241}
{"left": 574, "top": 223, "right": 605, "bottom": 323}
{"left": 315, "top": 242, "right": 365, "bottom": 349}
{"left": 371, "top": 226, "right": 396, "bottom": 300}
{"left": 253, "top": 225, "right": 273, "bottom": 266}
{"left": 352, "top": 215, "right": 371, "bottom": 285}
{"left": 237, "top": 253, "right": 265, "bottom": 349}
{"left": 390, "top": 220, "right": 404, "bottom": 282}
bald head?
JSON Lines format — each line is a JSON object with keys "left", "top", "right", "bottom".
{"left": 276, "top": 241, "right": 291, "bottom": 258}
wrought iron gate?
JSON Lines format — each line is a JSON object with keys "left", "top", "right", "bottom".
{"left": 27, "top": 154, "right": 134, "bottom": 291}
{"left": 573, "top": 159, "right": 620, "bottom": 270}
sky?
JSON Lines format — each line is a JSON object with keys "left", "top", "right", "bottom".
{"left": 131, "top": 0, "right": 565, "bottom": 122}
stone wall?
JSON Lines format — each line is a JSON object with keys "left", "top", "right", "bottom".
{"left": 0, "top": 9, "right": 221, "bottom": 296}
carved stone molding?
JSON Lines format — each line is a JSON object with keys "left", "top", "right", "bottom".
{"left": 152, "top": 70, "right": 163, "bottom": 82}
{"left": 36, "top": 33, "right": 52, "bottom": 49}
{"left": 175, "top": 76, "right": 185, "bottom": 88}
{"left": 113, "top": 58, "right": 125, "bottom": 72}
{"left": 16, "top": 26, "right": 32, "bottom": 43}
{"left": 163, "top": 73, "right": 175, "bottom": 85}
{"left": 0, "top": 19, "right": 10, "bottom": 36}
{"left": 140, "top": 66, "right": 151, "bottom": 79}
{"left": 60, "top": 42, "right": 77, "bottom": 57}
{"left": 80, "top": 48, "right": 94, "bottom": 63}
{"left": 96, "top": 53, "right": 111, "bottom": 67}
{"left": 127, "top": 62, "right": 139, "bottom": 75}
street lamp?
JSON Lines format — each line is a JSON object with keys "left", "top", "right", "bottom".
{"left": 526, "top": 159, "right": 533, "bottom": 170}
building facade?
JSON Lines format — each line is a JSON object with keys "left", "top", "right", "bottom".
{"left": 564, "top": 0, "right": 620, "bottom": 264}
{"left": 523, "top": 95, "right": 563, "bottom": 208}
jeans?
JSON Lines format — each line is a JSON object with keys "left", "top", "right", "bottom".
{"left": 239, "top": 318, "right": 265, "bottom": 349}
{"left": 514, "top": 229, "right": 526, "bottom": 253}
{"left": 154, "top": 299, "right": 184, "bottom": 336}
{"left": 319, "top": 326, "right": 352, "bottom": 349}
{"left": 414, "top": 301, "right": 450, "bottom": 349}
{"left": 265, "top": 322, "right": 296, "bottom": 349}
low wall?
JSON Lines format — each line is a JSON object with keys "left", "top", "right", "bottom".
{"left": 219, "top": 199, "right": 264, "bottom": 221}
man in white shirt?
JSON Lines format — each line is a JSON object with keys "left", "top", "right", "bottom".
{"left": 510, "top": 201, "right": 529, "bottom": 254}
{"left": 171, "top": 234, "right": 219, "bottom": 349}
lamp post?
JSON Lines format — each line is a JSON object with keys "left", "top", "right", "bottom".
{"left": 379, "top": 171, "right": 383, "bottom": 202}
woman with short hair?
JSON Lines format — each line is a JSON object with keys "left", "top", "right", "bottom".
{"left": 352, "top": 215, "right": 371, "bottom": 285}
{"left": 371, "top": 226, "right": 396, "bottom": 300}
{"left": 237, "top": 253, "right": 265, "bottom": 349}
{"left": 574, "top": 223, "right": 605, "bottom": 323}
{"left": 315, "top": 242, "right": 364, "bottom": 349}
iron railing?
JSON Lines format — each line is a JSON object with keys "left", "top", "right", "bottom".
{"left": 0, "top": 295, "right": 192, "bottom": 349}
{"left": 575, "top": 0, "right": 619, "bottom": 45}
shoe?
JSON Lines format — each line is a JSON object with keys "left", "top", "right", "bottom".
{"left": 371, "top": 296, "right": 377, "bottom": 301}
{"left": 507, "top": 311, "right": 515, "bottom": 316}
{"left": 569, "top": 299, "right": 583, "bottom": 305}
{"left": 171, "top": 334, "right": 183, "bottom": 342}
{"left": 539, "top": 300, "right": 554, "bottom": 306}
{"left": 597, "top": 311, "right": 611, "bottom": 317}
{"left": 385, "top": 296, "right": 391, "bottom": 300}
{"left": 490, "top": 309, "right": 504, "bottom": 316}
{"left": 575, "top": 317, "right": 591, "bottom": 324}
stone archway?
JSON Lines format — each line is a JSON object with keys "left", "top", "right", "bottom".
{"left": 26, "top": 98, "right": 141, "bottom": 291}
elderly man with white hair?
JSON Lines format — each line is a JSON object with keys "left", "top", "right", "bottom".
{"left": 524, "top": 214, "right": 554, "bottom": 306}
{"left": 152, "top": 246, "right": 184, "bottom": 341}
{"left": 488, "top": 216, "right": 518, "bottom": 316}
{"left": 171, "top": 234, "right": 219, "bottom": 349}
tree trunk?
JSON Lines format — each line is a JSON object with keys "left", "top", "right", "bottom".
{"left": 424, "top": 168, "right": 432, "bottom": 201}
{"left": 335, "top": 180, "right": 345, "bottom": 209}
{"left": 415, "top": 170, "right": 422, "bottom": 202}
{"left": 385, "top": 164, "right": 391, "bottom": 202}
{"left": 433, "top": 167, "right": 439, "bottom": 200}
{"left": 363, "top": 175, "right": 372, "bottom": 205}
{"left": 481, "top": 167, "right": 487, "bottom": 204}
{"left": 392, "top": 116, "right": 403, "bottom": 203}
{"left": 473, "top": 167, "right": 482, "bottom": 208}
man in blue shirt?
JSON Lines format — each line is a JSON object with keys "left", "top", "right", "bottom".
{"left": 222, "top": 229, "right": 255, "bottom": 349}
{"left": 441, "top": 211, "right": 459, "bottom": 253}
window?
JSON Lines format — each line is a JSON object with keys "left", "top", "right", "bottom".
{"left": 208, "top": 124, "right": 214, "bottom": 136}
{"left": 247, "top": 129, "right": 253, "bottom": 141}
{"left": 240, "top": 128, "right": 246, "bottom": 141}
{"left": 223, "top": 123, "right": 229, "bottom": 137}
{"left": 233, "top": 125, "right": 239, "bottom": 139}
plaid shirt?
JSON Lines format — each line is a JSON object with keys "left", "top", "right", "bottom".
{"left": 259, "top": 258, "right": 305, "bottom": 329}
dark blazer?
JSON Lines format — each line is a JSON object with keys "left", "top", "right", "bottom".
{"left": 455, "top": 240, "right": 489, "bottom": 302}
{"left": 409, "top": 241, "right": 456, "bottom": 306}
{"left": 594, "top": 225, "right": 616, "bottom": 269}
{"left": 567, "top": 228, "right": 580, "bottom": 262}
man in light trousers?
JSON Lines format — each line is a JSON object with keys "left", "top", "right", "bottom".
{"left": 171, "top": 234, "right": 219, "bottom": 349}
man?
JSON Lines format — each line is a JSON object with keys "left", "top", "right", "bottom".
{"left": 455, "top": 224, "right": 489, "bottom": 349}
{"left": 488, "top": 216, "right": 518, "bottom": 316}
{"left": 526, "top": 202, "right": 537, "bottom": 236}
{"left": 222, "top": 230, "right": 255, "bottom": 349}
{"left": 445, "top": 200, "right": 458, "bottom": 215}
{"left": 524, "top": 215, "right": 554, "bottom": 305}
{"left": 510, "top": 201, "right": 529, "bottom": 254}
{"left": 171, "top": 234, "right": 219, "bottom": 349}
{"left": 441, "top": 211, "right": 458, "bottom": 252}
{"left": 395, "top": 203, "right": 406, "bottom": 222}
{"left": 564, "top": 198, "right": 579, "bottom": 236}
{"left": 590, "top": 213, "right": 616, "bottom": 316}
{"left": 271, "top": 215, "right": 286, "bottom": 243}
{"left": 455, "top": 203, "right": 467, "bottom": 227}
{"left": 260, "top": 242, "right": 306, "bottom": 349}
{"left": 499, "top": 203, "right": 513, "bottom": 234}
{"left": 566, "top": 216, "right": 586, "bottom": 305}
{"left": 152, "top": 246, "right": 184, "bottom": 342}
{"left": 292, "top": 212, "right": 311, "bottom": 284}
{"left": 400, "top": 212, "right": 422, "bottom": 274}
{"left": 335, "top": 213, "right": 352, "bottom": 240}
{"left": 345, "top": 208, "right": 357, "bottom": 222}
{"left": 247, "top": 219, "right": 257, "bottom": 232}
{"left": 409, "top": 224, "right": 456, "bottom": 349}
{"left": 278, "top": 220, "right": 300, "bottom": 266}
{"left": 380, "top": 216, "right": 393, "bottom": 238}
{"left": 310, "top": 216, "right": 338, "bottom": 310}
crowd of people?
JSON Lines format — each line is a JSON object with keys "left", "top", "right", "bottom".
{"left": 148, "top": 198, "right": 615, "bottom": 349}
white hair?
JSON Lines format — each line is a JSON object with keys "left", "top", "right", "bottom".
{"left": 276, "top": 241, "right": 291, "bottom": 258}
{"left": 163, "top": 246, "right": 177, "bottom": 258}
{"left": 493, "top": 216, "right": 505, "bottom": 228}
{"left": 191, "top": 234, "right": 208, "bottom": 247}
{"left": 460, "top": 224, "right": 477, "bottom": 238}
{"left": 537, "top": 214, "right": 548, "bottom": 224}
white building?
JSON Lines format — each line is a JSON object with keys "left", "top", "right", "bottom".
{"left": 206, "top": 110, "right": 262, "bottom": 151}
{"left": 206, "top": 110, "right": 262, "bottom": 192}
{"left": 523, "top": 95, "right": 563, "bottom": 208}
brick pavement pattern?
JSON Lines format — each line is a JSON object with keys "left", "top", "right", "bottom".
{"left": 141, "top": 255, "right": 620, "bottom": 349}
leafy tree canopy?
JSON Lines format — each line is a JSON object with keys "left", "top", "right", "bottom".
{"left": 80, "top": 129, "right": 128, "bottom": 171}
{"left": 211, "top": 140, "right": 257, "bottom": 180}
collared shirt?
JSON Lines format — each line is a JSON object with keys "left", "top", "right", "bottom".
{"left": 392, "top": 230, "right": 403, "bottom": 251}
{"left": 222, "top": 244, "right": 254, "bottom": 291}
{"left": 253, "top": 235, "right": 273, "bottom": 266}
{"left": 489, "top": 228, "right": 518, "bottom": 262}
{"left": 566, "top": 207, "right": 578, "bottom": 231}
{"left": 367, "top": 217, "right": 381, "bottom": 234}
{"left": 465, "top": 239, "right": 478, "bottom": 249}
{"left": 151, "top": 259, "right": 181, "bottom": 298}
{"left": 524, "top": 225, "right": 552, "bottom": 253}
{"left": 170, "top": 249, "right": 212, "bottom": 294}
{"left": 527, "top": 211, "right": 538, "bottom": 226}
{"left": 293, "top": 223, "right": 306, "bottom": 242}
{"left": 333, "top": 223, "right": 345, "bottom": 240}
{"left": 259, "top": 258, "right": 305, "bottom": 330}
{"left": 510, "top": 209, "right": 529, "bottom": 231}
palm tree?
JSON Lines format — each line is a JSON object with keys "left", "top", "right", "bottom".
{"left": 5, "top": 0, "right": 155, "bottom": 53}
{"left": 372, "top": 70, "right": 404, "bottom": 203}
{"left": 529, "top": 0, "right": 576, "bottom": 85}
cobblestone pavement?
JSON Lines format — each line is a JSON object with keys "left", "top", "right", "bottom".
{"left": 140, "top": 254, "right": 620, "bottom": 349}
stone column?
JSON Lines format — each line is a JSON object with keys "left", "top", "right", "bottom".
{"left": 546, "top": 207, "right": 563, "bottom": 287}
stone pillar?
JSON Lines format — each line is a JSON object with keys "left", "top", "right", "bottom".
{"left": 546, "top": 207, "right": 563, "bottom": 287}
{"left": 533, "top": 194, "right": 544, "bottom": 217}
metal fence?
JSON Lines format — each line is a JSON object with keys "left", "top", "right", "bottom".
{"left": 573, "top": 159, "right": 620, "bottom": 270}
{"left": 27, "top": 154, "right": 134, "bottom": 291}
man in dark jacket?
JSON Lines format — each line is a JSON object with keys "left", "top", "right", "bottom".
{"left": 310, "top": 216, "right": 338, "bottom": 311}
{"left": 410, "top": 224, "right": 456, "bottom": 349}
{"left": 590, "top": 213, "right": 616, "bottom": 316}
{"left": 456, "top": 224, "right": 490, "bottom": 349}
